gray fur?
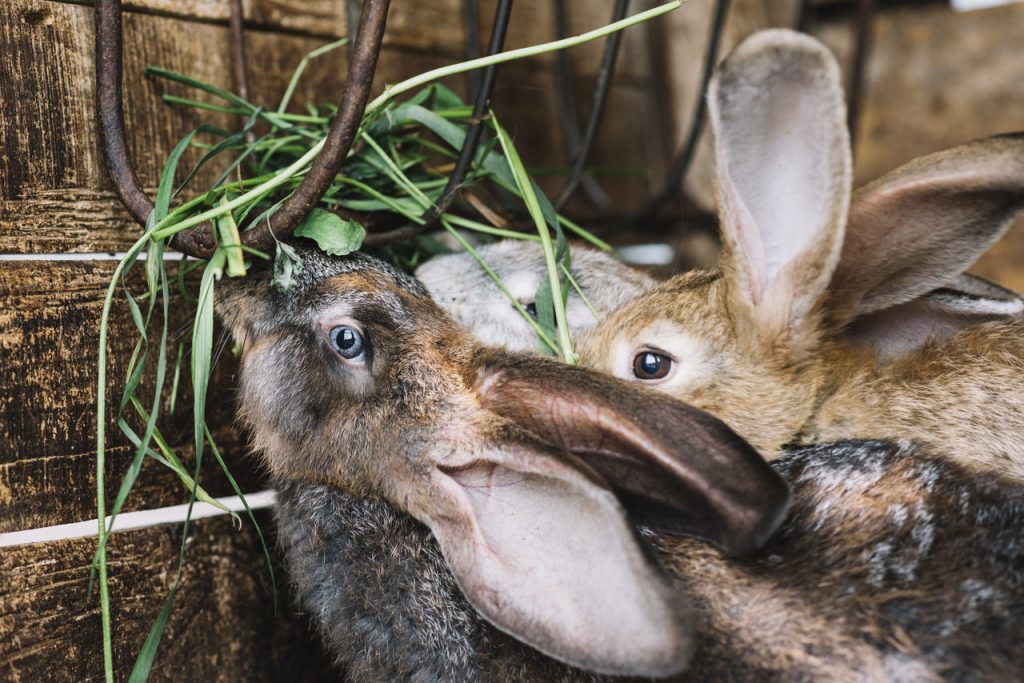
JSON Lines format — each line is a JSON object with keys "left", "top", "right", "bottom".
{"left": 275, "top": 440, "right": 1024, "bottom": 682}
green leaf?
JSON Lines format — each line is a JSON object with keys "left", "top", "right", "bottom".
{"left": 532, "top": 281, "right": 559, "bottom": 358}
{"left": 273, "top": 241, "right": 303, "bottom": 291}
{"left": 294, "top": 209, "right": 367, "bottom": 256}
{"left": 127, "top": 586, "right": 178, "bottom": 683}
{"left": 429, "top": 83, "right": 466, "bottom": 110}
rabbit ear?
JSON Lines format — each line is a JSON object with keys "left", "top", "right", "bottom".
{"left": 417, "top": 446, "right": 694, "bottom": 678}
{"left": 478, "top": 357, "right": 790, "bottom": 556}
{"left": 828, "top": 134, "right": 1024, "bottom": 324}
{"left": 844, "top": 274, "right": 1023, "bottom": 360}
{"left": 709, "top": 30, "right": 851, "bottom": 337}
{"left": 402, "top": 355, "right": 789, "bottom": 677}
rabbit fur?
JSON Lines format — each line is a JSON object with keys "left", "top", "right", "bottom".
{"left": 415, "top": 240, "right": 654, "bottom": 353}
{"left": 219, "top": 246, "right": 1024, "bottom": 682}
{"left": 576, "top": 30, "right": 1024, "bottom": 477}
{"left": 276, "top": 439, "right": 1024, "bottom": 682}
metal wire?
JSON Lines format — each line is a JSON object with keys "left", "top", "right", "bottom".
{"left": 363, "top": 0, "right": 515, "bottom": 247}
{"left": 846, "top": 0, "right": 876, "bottom": 151}
{"left": 95, "top": 0, "right": 391, "bottom": 258}
{"left": 551, "top": 0, "right": 612, "bottom": 211}
{"left": 346, "top": 0, "right": 363, "bottom": 59}
{"left": 552, "top": 0, "right": 629, "bottom": 211}
{"left": 228, "top": 0, "right": 251, "bottom": 103}
{"left": 618, "top": 0, "right": 731, "bottom": 229}
{"left": 463, "top": 0, "right": 483, "bottom": 99}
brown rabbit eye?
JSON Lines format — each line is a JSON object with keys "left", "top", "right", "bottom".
{"left": 329, "top": 325, "right": 366, "bottom": 362}
{"left": 633, "top": 351, "right": 671, "bottom": 380}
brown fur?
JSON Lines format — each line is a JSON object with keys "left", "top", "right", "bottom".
{"left": 222, "top": 248, "right": 1024, "bottom": 681}
{"left": 577, "top": 31, "right": 1024, "bottom": 478}
{"left": 577, "top": 272, "right": 1024, "bottom": 476}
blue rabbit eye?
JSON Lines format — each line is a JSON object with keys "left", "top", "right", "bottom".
{"left": 633, "top": 351, "right": 671, "bottom": 380}
{"left": 329, "top": 325, "right": 366, "bottom": 361}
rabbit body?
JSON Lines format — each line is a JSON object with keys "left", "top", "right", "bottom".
{"left": 579, "top": 271, "right": 1024, "bottom": 476}
{"left": 577, "top": 30, "right": 1024, "bottom": 477}
{"left": 415, "top": 240, "right": 654, "bottom": 353}
{"left": 276, "top": 439, "right": 1024, "bottom": 682}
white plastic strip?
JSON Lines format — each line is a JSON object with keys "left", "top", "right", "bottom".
{"left": 0, "top": 490, "right": 277, "bottom": 548}
{"left": 0, "top": 252, "right": 183, "bottom": 262}
{"left": 951, "top": 0, "right": 1021, "bottom": 11}
{"left": 615, "top": 243, "right": 675, "bottom": 266}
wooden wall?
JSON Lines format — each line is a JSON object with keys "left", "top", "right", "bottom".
{"left": 0, "top": 1, "right": 668, "bottom": 680}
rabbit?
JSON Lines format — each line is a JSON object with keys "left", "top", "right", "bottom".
{"left": 576, "top": 29, "right": 1024, "bottom": 478}
{"left": 218, "top": 246, "right": 1024, "bottom": 681}
{"left": 415, "top": 239, "right": 654, "bottom": 353}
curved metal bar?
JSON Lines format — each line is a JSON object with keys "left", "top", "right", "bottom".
{"left": 846, "top": 0, "right": 875, "bottom": 151}
{"left": 96, "top": 0, "right": 390, "bottom": 258}
{"left": 463, "top": 0, "right": 483, "bottom": 100}
{"left": 182, "top": 0, "right": 389, "bottom": 255}
{"left": 551, "top": 0, "right": 612, "bottom": 211}
{"left": 552, "top": 0, "right": 628, "bottom": 211}
{"left": 620, "top": 0, "right": 730, "bottom": 228}
{"left": 95, "top": 0, "right": 155, "bottom": 227}
{"left": 228, "top": 0, "right": 251, "bottom": 103}
{"left": 96, "top": 0, "right": 220, "bottom": 256}
{"left": 363, "top": 0, "right": 514, "bottom": 248}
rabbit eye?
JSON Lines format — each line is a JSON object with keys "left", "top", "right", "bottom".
{"left": 633, "top": 351, "right": 671, "bottom": 380}
{"left": 519, "top": 301, "right": 538, "bottom": 318}
{"left": 329, "top": 325, "right": 367, "bottom": 363}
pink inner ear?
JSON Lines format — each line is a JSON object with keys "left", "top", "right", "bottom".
{"left": 422, "top": 453, "right": 693, "bottom": 678}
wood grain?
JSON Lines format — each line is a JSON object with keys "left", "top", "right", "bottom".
{"left": 0, "top": 1, "right": 663, "bottom": 253}
{"left": 0, "top": 259, "right": 265, "bottom": 530}
{"left": 0, "top": 515, "right": 336, "bottom": 682}
{"left": 813, "top": 2, "right": 1024, "bottom": 291}
{"left": 56, "top": 0, "right": 655, "bottom": 77}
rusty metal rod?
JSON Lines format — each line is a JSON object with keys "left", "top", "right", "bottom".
{"left": 95, "top": 0, "right": 155, "bottom": 228}
{"left": 228, "top": 0, "right": 251, "bottom": 103}
{"left": 363, "top": 0, "right": 514, "bottom": 247}
{"left": 463, "top": 0, "right": 483, "bottom": 99}
{"left": 95, "top": 0, "right": 390, "bottom": 257}
{"left": 95, "top": 0, "right": 217, "bottom": 256}
{"left": 224, "top": 0, "right": 391, "bottom": 251}
{"left": 553, "top": 0, "right": 628, "bottom": 211}
{"left": 619, "top": 0, "right": 730, "bottom": 228}
{"left": 846, "top": 0, "right": 875, "bottom": 152}
{"left": 551, "top": 0, "right": 612, "bottom": 211}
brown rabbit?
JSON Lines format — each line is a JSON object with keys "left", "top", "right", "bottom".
{"left": 220, "top": 246, "right": 1024, "bottom": 681}
{"left": 577, "top": 30, "right": 1024, "bottom": 476}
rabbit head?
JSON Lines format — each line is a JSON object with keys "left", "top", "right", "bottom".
{"left": 577, "top": 29, "right": 1024, "bottom": 457}
{"left": 216, "top": 245, "right": 788, "bottom": 677}
{"left": 415, "top": 240, "right": 654, "bottom": 353}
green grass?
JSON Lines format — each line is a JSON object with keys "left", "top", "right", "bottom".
{"left": 93, "top": 2, "right": 682, "bottom": 680}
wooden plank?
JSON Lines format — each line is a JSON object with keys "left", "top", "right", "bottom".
{"left": 0, "top": 426, "right": 264, "bottom": 534}
{"left": 812, "top": 2, "right": 1024, "bottom": 185}
{"left": 57, "top": 0, "right": 347, "bottom": 38}
{"left": 0, "top": 515, "right": 336, "bottom": 681}
{"left": 0, "top": 1, "right": 664, "bottom": 252}
{"left": 57, "top": 0, "right": 655, "bottom": 78}
{"left": 812, "top": 2, "right": 1024, "bottom": 289}
{"left": 0, "top": 260, "right": 267, "bottom": 530}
